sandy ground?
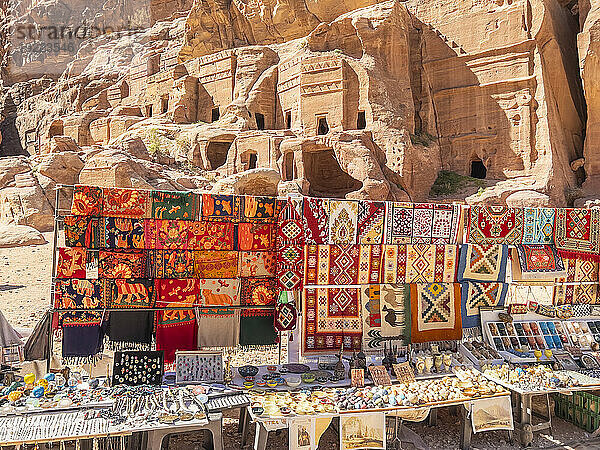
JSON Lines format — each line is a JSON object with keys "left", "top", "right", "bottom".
{"left": 0, "top": 238, "right": 597, "bottom": 448}
{"left": 0, "top": 232, "right": 53, "bottom": 330}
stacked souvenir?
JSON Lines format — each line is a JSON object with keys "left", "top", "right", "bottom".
{"left": 482, "top": 364, "right": 581, "bottom": 391}
{"left": 249, "top": 367, "right": 507, "bottom": 418}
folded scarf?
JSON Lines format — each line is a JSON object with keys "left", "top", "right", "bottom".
{"left": 240, "top": 310, "right": 278, "bottom": 348}
{"left": 196, "top": 308, "right": 240, "bottom": 348}
{"left": 62, "top": 324, "right": 104, "bottom": 365}
{"left": 106, "top": 311, "right": 154, "bottom": 351}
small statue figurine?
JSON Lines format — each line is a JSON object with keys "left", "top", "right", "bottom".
{"left": 335, "top": 344, "right": 346, "bottom": 381}
{"left": 224, "top": 355, "right": 233, "bottom": 384}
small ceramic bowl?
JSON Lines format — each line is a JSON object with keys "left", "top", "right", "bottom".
{"left": 243, "top": 381, "right": 255, "bottom": 389}
{"left": 285, "top": 376, "right": 302, "bottom": 388}
{"left": 256, "top": 381, "right": 267, "bottom": 388}
{"left": 252, "top": 406, "right": 264, "bottom": 416}
{"left": 266, "top": 380, "right": 278, "bottom": 388}
{"left": 301, "top": 373, "right": 316, "bottom": 384}
{"left": 267, "top": 365, "right": 277, "bottom": 372}
{"left": 238, "top": 365, "right": 259, "bottom": 378}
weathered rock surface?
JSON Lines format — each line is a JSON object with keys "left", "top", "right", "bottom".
{"left": 0, "top": 0, "right": 598, "bottom": 228}
{"left": 0, "top": 224, "right": 47, "bottom": 248}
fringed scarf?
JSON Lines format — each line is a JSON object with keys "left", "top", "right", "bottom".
{"left": 155, "top": 279, "right": 199, "bottom": 363}
{"left": 62, "top": 324, "right": 104, "bottom": 365}
{"left": 239, "top": 309, "right": 278, "bottom": 348}
{"left": 196, "top": 278, "right": 240, "bottom": 348}
{"left": 106, "top": 279, "right": 155, "bottom": 350}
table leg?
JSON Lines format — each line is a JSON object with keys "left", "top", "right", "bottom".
{"left": 427, "top": 409, "right": 438, "bottom": 427}
{"left": 207, "top": 413, "right": 224, "bottom": 450}
{"left": 460, "top": 404, "right": 472, "bottom": 450}
{"left": 145, "top": 430, "right": 166, "bottom": 450}
{"left": 241, "top": 408, "right": 250, "bottom": 447}
{"left": 253, "top": 422, "right": 269, "bottom": 450}
{"left": 238, "top": 407, "right": 247, "bottom": 434}
{"left": 520, "top": 394, "right": 534, "bottom": 447}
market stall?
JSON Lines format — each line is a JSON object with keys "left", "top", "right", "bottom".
{"left": 6, "top": 185, "right": 600, "bottom": 448}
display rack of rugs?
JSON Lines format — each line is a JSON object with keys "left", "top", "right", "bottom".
{"left": 50, "top": 186, "right": 600, "bottom": 365}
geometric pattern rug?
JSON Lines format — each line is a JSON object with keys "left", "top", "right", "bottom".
{"left": 302, "top": 287, "right": 362, "bottom": 354}
{"left": 467, "top": 205, "right": 523, "bottom": 245}
{"left": 410, "top": 283, "right": 462, "bottom": 343}
{"left": 457, "top": 244, "right": 508, "bottom": 282}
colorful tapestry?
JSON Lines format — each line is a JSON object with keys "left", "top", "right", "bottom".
{"left": 303, "top": 198, "right": 330, "bottom": 244}
{"left": 194, "top": 251, "right": 239, "bottom": 279}
{"left": 457, "top": 244, "right": 508, "bottom": 283}
{"left": 187, "top": 221, "right": 234, "bottom": 250}
{"left": 152, "top": 190, "right": 199, "bottom": 220}
{"left": 195, "top": 280, "right": 240, "bottom": 348}
{"left": 554, "top": 208, "right": 600, "bottom": 260}
{"left": 277, "top": 245, "right": 304, "bottom": 291}
{"left": 146, "top": 250, "right": 195, "bottom": 279}
{"left": 384, "top": 202, "right": 413, "bottom": 245}
{"left": 197, "top": 279, "right": 240, "bottom": 306}
{"left": 405, "top": 244, "right": 458, "bottom": 284}
{"left": 201, "top": 194, "right": 241, "bottom": 222}
{"left": 302, "top": 287, "right": 362, "bottom": 354}
{"left": 104, "top": 217, "right": 145, "bottom": 249}
{"left": 431, "top": 204, "right": 462, "bottom": 244}
{"left": 412, "top": 203, "right": 434, "bottom": 243}
{"left": 241, "top": 196, "right": 279, "bottom": 222}
{"left": 57, "top": 247, "right": 86, "bottom": 278}
{"left": 240, "top": 278, "right": 278, "bottom": 306}
{"left": 64, "top": 216, "right": 101, "bottom": 248}
{"left": 357, "top": 245, "right": 383, "bottom": 284}
{"left": 328, "top": 244, "right": 361, "bottom": 285}
{"left": 329, "top": 200, "right": 358, "bottom": 245}
{"left": 467, "top": 206, "right": 524, "bottom": 245}
{"left": 361, "top": 284, "right": 410, "bottom": 352}
{"left": 71, "top": 185, "right": 103, "bottom": 216}
{"left": 98, "top": 250, "right": 146, "bottom": 279}
{"left": 460, "top": 282, "right": 508, "bottom": 332}
{"left": 102, "top": 188, "right": 151, "bottom": 219}
{"left": 238, "top": 251, "right": 276, "bottom": 277}
{"left": 54, "top": 279, "right": 105, "bottom": 326}
{"left": 381, "top": 245, "right": 407, "bottom": 284}
{"left": 304, "top": 245, "right": 329, "bottom": 286}
{"left": 156, "top": 278, "right": 200, "bottom": 311}
{"left": 553, "top": 258, "right": 599, "bottom": 305}
{"left": 277, "top": 198, "right": 304, "bottom": 246}
{"left": 144, "top": 219, "right": 188, "bottom": 249}
{"left": 110, "top": 279, "right": 154, "bottom": 308}
{"left": 357, "top": 201, "right": 385, "bottom": 244}
{"left": 522, "top": 208, "right": 555, "bottom": 244}
{"left": 240, "top": 309, "right": 278, "bottom": 347}
{"left": 237, "top": 223, "right": 276, "bottom": 251}
{"left": 512, "top": 245, "right": 566, "bottom": 282}
{"left": 410, "top": 283, "right": 462, "bottom": 343}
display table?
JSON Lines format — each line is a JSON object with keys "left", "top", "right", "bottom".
{"left": 0, "top": 396, "right": 225, "bottom": 450}
{"left": 482, "top": 370, "right": 600, "bottom": 446}
{"left": 242, "top": 392, "right": 510, "bottom": 450}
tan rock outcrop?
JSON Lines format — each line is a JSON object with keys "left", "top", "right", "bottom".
{"left": 578, "top": 0, "right": 600, "bottom": 197}
{"left": 0, "top": 224, "right": 47, "bottom": 248}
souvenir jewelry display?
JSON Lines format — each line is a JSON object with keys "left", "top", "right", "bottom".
{"left": 175, "top": 351, "right": 223, "bottom": 384}
{"left": 112, "top": 351, "right": 164, "bottom": 386}
{"left": 0, "top": 411, "right": 109, "bottom": 444}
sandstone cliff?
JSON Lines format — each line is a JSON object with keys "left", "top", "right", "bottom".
{"left": 0, "top": 0, "right": 598, "bottom": 232}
